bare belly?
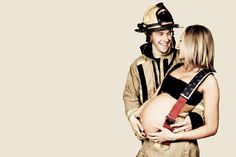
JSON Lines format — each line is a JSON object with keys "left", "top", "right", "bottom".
{"left": 140, "top": 93, "right": 176, "bottom": 134}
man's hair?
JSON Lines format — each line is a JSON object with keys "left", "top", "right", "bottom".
{"left": 182, "top": 25, "right": 215, "bottom": 71}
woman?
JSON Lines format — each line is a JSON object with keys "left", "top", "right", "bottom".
{"left": 135, "top": 25, "right": 220, "bottom": 157}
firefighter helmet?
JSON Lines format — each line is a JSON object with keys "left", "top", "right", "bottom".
{"left": 135, "top": 3, "right": 180, "bottom": 33}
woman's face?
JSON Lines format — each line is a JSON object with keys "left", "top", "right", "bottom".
{"left": 177, "top": 33, "right": 185, "bottom": 59}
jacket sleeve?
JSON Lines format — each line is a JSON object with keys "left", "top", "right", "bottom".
{"left": 123, "top": 63, "right": 141, "bottom": 119}
{"left": 189, "top": 101, "right": 204, "bottom": 129}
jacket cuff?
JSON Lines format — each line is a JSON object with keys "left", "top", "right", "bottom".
{"left": 127, "top": 108, "right": 138, "bottom": 121}
{"left": 188, "top": 112, "right": 204, "bottom": 129}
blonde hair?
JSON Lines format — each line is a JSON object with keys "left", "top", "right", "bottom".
{"left": 182, "top": 25, "right": 215, "bottom": 71}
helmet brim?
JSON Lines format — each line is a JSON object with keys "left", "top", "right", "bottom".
{"left": 135, "top": 24, "right": 181, "bottom": 33}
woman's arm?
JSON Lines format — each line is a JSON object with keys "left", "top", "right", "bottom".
{"left": 176, "top": 75, "right": 220, "bottom": 140}
{"left": 148, "top": 75, "right": 220, "bottom": 141}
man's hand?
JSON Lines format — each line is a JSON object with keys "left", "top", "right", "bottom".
{"left": 129, "top": 114, "right": 146, "bottom": 140}
{"left": 171, "top": 114, "right": 192, "bottom": 133}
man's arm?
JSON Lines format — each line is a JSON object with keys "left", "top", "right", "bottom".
{"left": 123, "top": 64, "right": 141, "bottom": 117}
{"left": 123, "top": 64, "right": 146, "bottom": 139}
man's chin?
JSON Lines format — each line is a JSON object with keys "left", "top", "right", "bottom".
{"left": 160, "top": 49, "right": 170, "bottom": 55}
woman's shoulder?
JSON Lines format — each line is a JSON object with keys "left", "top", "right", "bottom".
{"left": 199, "top": 73, "right": 219, "bottom": 92}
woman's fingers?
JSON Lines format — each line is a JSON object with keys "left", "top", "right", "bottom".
{"left": 147, "top": 133, "right": 166, "bottom": 143}
{"left": 171, "top": 120, "right": 187, "bottom": 128}
{"left": 171, "top": 115, "right": 192, "bottom": 133}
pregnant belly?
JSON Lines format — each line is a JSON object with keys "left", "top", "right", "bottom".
{"left": 140, "top": 93, "right": 177, "bottom": 134}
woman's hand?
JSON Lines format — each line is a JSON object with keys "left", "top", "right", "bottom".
{"left": 147, "top": 126, "right": 179, "bottom": 143}
{"left": 171, "top": 114, "right": 192, "bottom": 133}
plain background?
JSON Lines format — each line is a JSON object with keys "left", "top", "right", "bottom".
{"left": 0, "top": 0, "right": 235, "bottom": 156}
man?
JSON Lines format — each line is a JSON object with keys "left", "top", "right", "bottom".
{"left": 123, "top": 2, "right": 204, "bottom": 141}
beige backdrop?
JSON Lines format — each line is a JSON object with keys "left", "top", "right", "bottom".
{"left": 0, "top": 0, "right": 235, "bottom": 156}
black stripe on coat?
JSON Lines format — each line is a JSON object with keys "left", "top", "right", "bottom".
{"left": 137, "top": 65, "right": 148, "bottom": 103}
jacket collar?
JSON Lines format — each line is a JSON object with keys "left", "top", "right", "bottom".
{"left": 140, "top": 42, "right": 154, "bottom": 59}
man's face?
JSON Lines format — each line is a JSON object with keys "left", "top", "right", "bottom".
{"left": 151, "top": 29, "right": 173, "bottom": 55}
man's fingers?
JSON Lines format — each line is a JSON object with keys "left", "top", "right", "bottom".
{"left": 136, "top": 132, "right": 146, "bottom": 139}
{"left": 133, "top": 128, "right": 143, "bottom": 138}
{"left": 137, "top": 121, "right": 146, "bottom": 136}
{"left": 129, "top": 116, "right": 147, "bottom": 139}
{"left": 133, "top": 122, "right": 146, "bottom": 138}
{"left": 137, "top": 121, "right": 144, "bottom": 132}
